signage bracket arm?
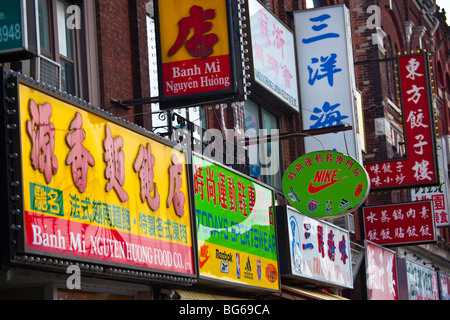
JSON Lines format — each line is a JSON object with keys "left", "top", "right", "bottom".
{"left": 243, "top": 125, "right": 353, "bottom": 146}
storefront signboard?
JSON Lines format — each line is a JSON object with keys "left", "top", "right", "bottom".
{"left": 193, "top": 154, "right": 279, "bottom": 291}
{"left": 397, "top": 259, "right": 439, "bottom": 300}
{"left": 363, "top": 201, "right": 436, "bottom": 246}
{"left": 411, "top": 137, "right": 450, "bottom": 227}
{"left": 364, "top": 52, "right": 439, "bottom": 190}
{"left": 282, "top": 150, "right": 370, "bottom": 219}
{"left": 294, "top": 5, "right": 362, "bottom": 162}
{"left": 365, "top": 241, "right": 398, "bottom": 300}
{"left": 277, "top": 206, "right": 353, "bottom": 289}
{"left": 154, "top": 0, "right": 244, "bottom": 109}
{"left": 14, "top": 80, "right": 195, "bottom": 276}
{"left": 247, "top": 0, "right": 299, "bottom": 112}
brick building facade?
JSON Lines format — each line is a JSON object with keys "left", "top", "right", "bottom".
{"left": 0, "top": 0, "right": 449, "bottom": 300}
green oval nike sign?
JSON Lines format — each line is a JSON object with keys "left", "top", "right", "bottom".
{"left": 282, "top": 150, "right": 370, "bottom": 219}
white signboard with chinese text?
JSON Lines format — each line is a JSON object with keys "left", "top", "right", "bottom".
{"left": 411, "top": 137, "right": 450, "bottom": 227}
{"left": 285, "top": 206, "right": 353, "bottom": 289}
{"left": 365, "top": 242, "right": 398, "bottom": 300}
{"left": 294, "top": 5, "right": 361, "bottom": 162}
{"left": 249, "top": 0, "right": 299, "bottom": 112}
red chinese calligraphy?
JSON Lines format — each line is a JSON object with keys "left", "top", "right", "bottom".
{"left": 228, "top": 176, "right": 237, "bottom": 213}
{"left": 26, "top": 99, "right": 58, "bottom": 184}
{"left": 247, "top": 185, "right": 255, "bottom": 214}
{"left": 168, "top": 154, "right": 185, "bottom": 217}
{"left": 168, "top": 5, "right": 218, "bottom": 57}
{"left": 258, "top": 9, "right": 270, "bottom": 46}
{"left": 281, "top": 65, "right": 293, "bottom": 88}
{"left": 133, "top": 143, "right": 160, "bottom": 211}
{"left": 364, "top": 53, "right": 437, "bottom": 189}
{"left": 217, "top": 171, "right": 228, "bottom": 210}
{"left": 65, "top": 112, "right": 95, "bottom": 193}
{"left": 194, "top": 165, "right": 205, "bottom": 201}
{"left": 103, "top": 124, "right": 128, "bottom": 202}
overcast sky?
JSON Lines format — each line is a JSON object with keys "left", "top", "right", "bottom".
{"left": 436, "top": 0, "right": 450, "bottom": 22}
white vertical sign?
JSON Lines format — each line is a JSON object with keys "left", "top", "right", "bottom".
{"left": 294, "top": 5, "right": 362, "bottom": 162}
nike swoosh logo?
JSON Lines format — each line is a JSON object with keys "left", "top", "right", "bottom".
{"left": 307, "top": 176, "right": 347, "bottom": 194}
{"left": 199, "top": 255, "right": 210, "bottom": 269}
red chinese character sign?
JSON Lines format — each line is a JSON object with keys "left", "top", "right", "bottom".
{"left": 363, "top": 201, "right": 436, "bottom": 246}
{"left": 155, "top": 0, "right": 245, "bottom": 109}
{"left": 364, "top": 52, "right": 439, "bottom": 190}
{"left": 276, "top": 206, "right": 353, "bottom": 289}
{"left": 193, "top": 154, "right": 279, "bottom": 291}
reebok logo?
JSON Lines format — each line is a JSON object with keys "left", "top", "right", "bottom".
{"left": 307, "top": 169, "right": 347, "bottom": 194}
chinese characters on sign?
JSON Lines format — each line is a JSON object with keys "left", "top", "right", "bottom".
{"left": 364, "top": 53, "right": 438, "bottom": 189}
{"left": 398, "top": 259, "right": 439, "bottom": 300}
{"left": 249, "top": 0, "right": 299, "bottom": 111}
{"left": 294, "top": 5, "right": 361, "bottom": 161}
{"left": 365, "top": 242, "right": 398, "bottom": 300}
{"left": 363, "top": 201, "right": 436, "bottom": 246}
{"left": 283, "top": 206, "right": 352, "bottom": 289}
{"left": 20, "top": 83, "right": 194, "bottom": 275}
{"left": 193, "top": 154, "right": 279, "bottom": 291}
{"left": 156, "top": 0, "right": 242, "bottom": 108}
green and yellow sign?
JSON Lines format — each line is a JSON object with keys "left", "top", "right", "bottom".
{"left": 193, "top": 154, "right": 279, "bottom": 291}
{"left": 282, "top": 150, "right": 370, "bottom": 219}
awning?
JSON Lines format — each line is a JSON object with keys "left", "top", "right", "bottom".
{"left": 282, "top": 285, "right": 348, "bottom": 300}
{"left": 175, "top": 289, "right": 249, "bottom": 300}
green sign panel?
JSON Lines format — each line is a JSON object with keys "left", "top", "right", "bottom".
{"left": 0, "top": 1, "right": 24, "bottom": 53}
{"left": 282, "top": 150, "right": 370, "bottom": 219}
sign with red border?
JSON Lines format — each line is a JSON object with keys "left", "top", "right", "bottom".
{"left": 364, "top": 52, "right": 438, "bottom": 190}
{"left": 363, "top": 200, "right": 436, "bottom": 246}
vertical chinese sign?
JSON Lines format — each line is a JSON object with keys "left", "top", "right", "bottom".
{"left": 365, "top": 241, "right": 398, "bottom": 300}
{"left": 193, "top": 154, "right": 279, "bottom": 291}
{"left": 154, "top": 0, "right": 244, "bottom": 109}
{"left": 17, "top": 81, "right": 195, "bottom": 276}
{"left": 294, "top": 5, "right": 362, "bottom": 162}
{"left": 364, "top": 52, "right": 439, "bottom": 189}
{"left": 363, "top": 201, "right": 436, "bottom": 246}
{"left": 248, "top": 0, "right": 299, "bottom": 112}
{"left": 277, "top": 206, "right": 353, "bottom": 289}
{"left": 411, "top": 137, "right": 450, "bottom": 227}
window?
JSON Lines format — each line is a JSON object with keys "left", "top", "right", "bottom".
{"left": 37, "top": 0, "right": 79, "bottom": 96}
{"left": 244, "top": 99, "right": 282, "bottom": 190}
